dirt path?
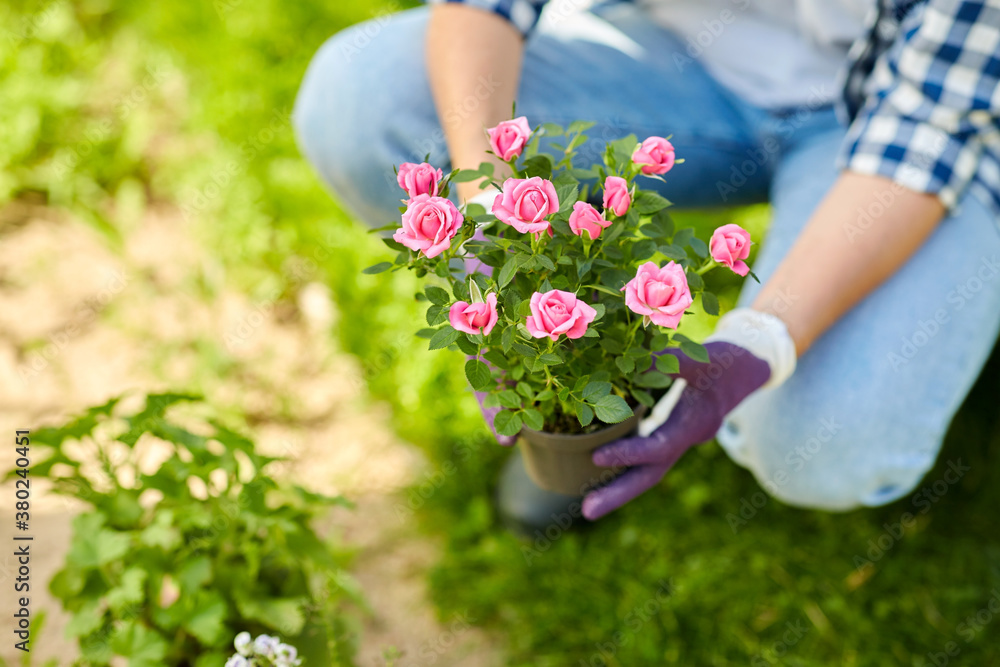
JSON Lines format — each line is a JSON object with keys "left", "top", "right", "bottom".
{"left": 0, "top": 206, "right": 502, "bottom": 666}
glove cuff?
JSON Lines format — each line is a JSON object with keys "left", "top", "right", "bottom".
{"left": 705, "top": 308, "right": 797, "bottom": 390}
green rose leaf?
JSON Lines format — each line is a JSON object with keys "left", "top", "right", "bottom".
{"left": 535, "top": 389, "right": 556, "bottom": 402}
{"left": 537, "top": 352, "right": 563, "bottom": 366}
{"left": 465, "top": 359, "right": 492, "bottom": 391}
{"left": 594, "top": 395, "right": 633, "bottom": 424}
{"left": 362, "top": 262, "right": 393, "bottom": 275}
{"left": 576, "top": 402, "right": 595, "bottom": 427}
{"left": 452, "top": 168, "right": 484, "bottom": 182}
{"left": 494, "top": 410, "right": 523, "bottom": 437}
{"left": 702, "top": 291, "right": 720, "bottom": 316}
{"left": 512, "top": 342, "right": 537, "bottom": 358}
{"left": 689, "top": 236, "right": 709, "bottom": 258}
{"left": 631, "top": 388, "right": 656, "bottom": 407}
{"left": 636, "top": 371, "right": 673, "bottom": 388}
{"left": 455, "top": 335, "right": 479, "bottom": 356}
{"left": 656, "top": 354, "right": 680, "bottom": 375}
{"left": 425, "top": 304, "right": 448, "bottom": 326}
{"left": 501, "top": 325, "right": 516, "bottom": 353}
{"left": 615, "top": 356, "right": 635, "bottom": 375}
{"left": 556, "top": 183, "right": 579, "bottom": 213}
{"left": 498, "top": 390, "right": 522, "bottom": 409}
{"left": 581, "top": 381, "right": 612, "bottom": 402}
{"left": 633, "top": 191, "right": 672, "bottom": 214}
{"left": 429, "top": 327, "right": 461, "bottom": 350}
{"left": 522, "top": 409, "right": 544, "bottom": 431}
{"left": 425, "top": 286, "right": 451, "bottom": 305}
{"left": 681, "top": 340, "right": 711, "bottom": 363}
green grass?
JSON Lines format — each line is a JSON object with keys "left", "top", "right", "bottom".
{"left": 4, "top": 0, "right": 1000, "bottom": 664}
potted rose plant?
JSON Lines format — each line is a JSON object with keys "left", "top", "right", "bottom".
{"left": 364, "top": 116, "right": 753, "bottom": 495}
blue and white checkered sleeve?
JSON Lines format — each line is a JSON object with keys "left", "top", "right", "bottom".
{"left": 838, "top": 1, "right": 1000, "bottom": 211}
{"left": 425, "top": 0, "right": 550, "bottom": 37}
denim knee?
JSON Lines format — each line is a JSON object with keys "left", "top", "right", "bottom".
{"left": 717, "top": 389, "right": 939, "bottom": 512}
{"left": 292, "top": 9, "right": 440, "bottom": 225}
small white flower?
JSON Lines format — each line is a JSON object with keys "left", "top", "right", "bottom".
{"left": 234, "top": 631, "right": 253, "bottom": 656}
{"left": 254, "top": 634, "right": 279, "bottom": 657}
{"left": 225, "top": 656, "right": 250, "bottom": 667}
{"left": 276, "top": 643, "right": 298, "bottom": 660}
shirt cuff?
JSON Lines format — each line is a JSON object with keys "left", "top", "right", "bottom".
{"left": 837, "top": 114, "right": 983, "bottom": 212}
{"left": 425, "top": 0, "right": 543, "bottom": 38}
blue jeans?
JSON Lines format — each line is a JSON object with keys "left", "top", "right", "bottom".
{"left": 292, "top": 3, "right": 1000, "bottom": 510}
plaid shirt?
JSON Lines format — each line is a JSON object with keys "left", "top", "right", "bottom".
{"left": 428, "top": 0, "right": 1000, "bottom": 216}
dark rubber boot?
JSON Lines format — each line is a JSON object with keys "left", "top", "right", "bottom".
{"left": 496, "top": 447, "right": 589, "bottom": 539}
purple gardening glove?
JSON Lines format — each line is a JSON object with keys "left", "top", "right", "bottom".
{"left": 581, "top": 341, "right": 772, "bottom": 520}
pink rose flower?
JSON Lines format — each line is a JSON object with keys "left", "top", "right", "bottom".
{"left": 623, "top": 261, "right": 693, "bottom": 329}
{"left": 525, "top": 289, "right": 597, "bottom": 341}
{"left": 393, "top": 194, "right": 463, "bottom": 259}
{"left": 492, "top": 177, "right": 560, "bottom": 235}
{"left": 631, "top": 137, "right": 676, "bottom": 176}
{"left": 709, "top": 223, "right": 752, "bottom": 276}
{"left": 487, "top": 116, "right": 532, "bottom": 161}
{"left": 396, "top": 162, "right": 443, "bottom": 198}
{"left": 568, "top": 201, "right": 612, "bottom": 240}
{"left": 449, "top": 293, "right": 499, "bottom": 336}
{"left": 603, "top": 176, "right": 631, "bottom": 217}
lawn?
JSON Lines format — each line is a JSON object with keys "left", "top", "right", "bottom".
{"left": 4, "top": 0, "right": 1000, "bottom": 664}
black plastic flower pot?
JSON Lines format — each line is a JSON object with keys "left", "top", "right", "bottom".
{"left": 518, "top": 405, "right": 648, "bottom": 495}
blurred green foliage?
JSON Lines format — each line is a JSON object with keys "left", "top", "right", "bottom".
{"left": 3, "top": 0, "right": 1000, "bottom": 664}
{"left": 9, "top": 394, "right": 358, "bottom": 666}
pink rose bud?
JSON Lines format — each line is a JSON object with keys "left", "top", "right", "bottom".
{"left": 525, "top": 289, "right": 597, "bottom": 341}
{"left": 397, "top": 162, "right": 443, "bottom": 198}
{"left": 568, "top": 201, "right": 612, "bottom": 240}
{"left": 486, "top": 116, "right": 532, "bottom": 162}
{"left": 449, "top": 293, "right": 499, "bottom": 336}
{"left": 631, "top": 137, "right": 676, "bottom": 176}
{"left": 709, "top": 223, "right": 752, "bottom": 276}
{"left": 393, "top": 194, "right": 463, "bottom": 259}
{"left": 622, "top": 261, "right": 693, "bottom": 329}
{"left": 603, "top": 176, "right": 632, "bottom": 217}
{"left": 492, "top": 176, "right": 560, "bottom": 235}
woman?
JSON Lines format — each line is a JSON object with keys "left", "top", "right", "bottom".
{"left": 292, "top": 0, "right": 1000, "bottom": 530}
